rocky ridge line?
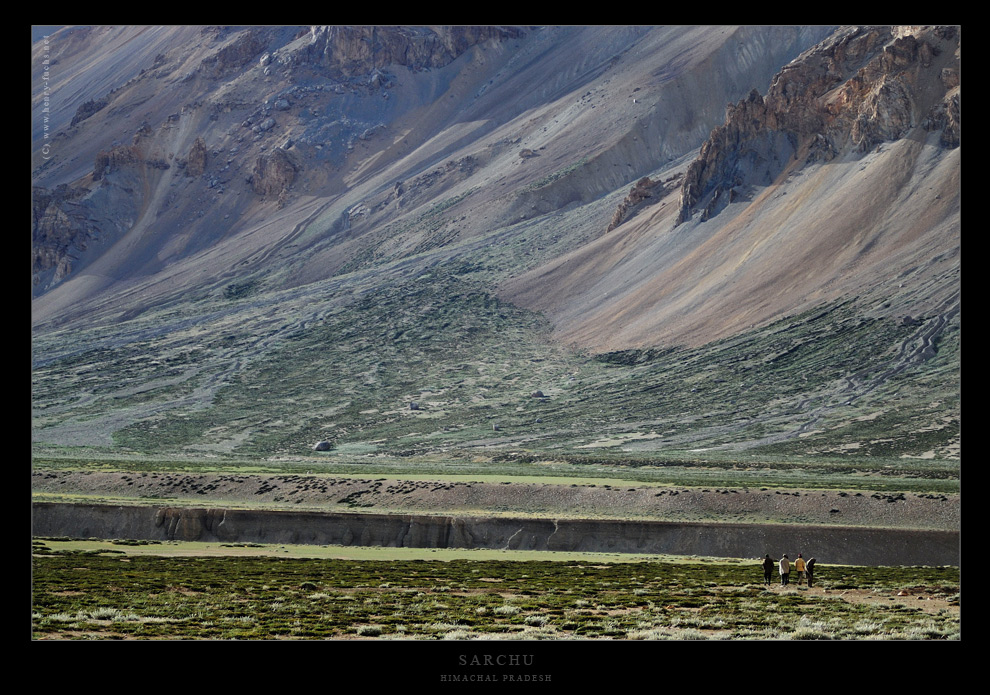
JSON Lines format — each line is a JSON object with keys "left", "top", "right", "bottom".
{"left": 676, "top": 25, "right": 960, "bottom": 224}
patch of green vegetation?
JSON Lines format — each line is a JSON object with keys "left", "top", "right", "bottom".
{"left": 32, "top": 337, "right": 205, "bottom": 427}
{"left": 32, "top": 545, "right": 959, "bottom": 641}
{"left": 33, "top": 260, "right": 959, "bottom": 492}
{"left": 526, "top": 156, "right": 591, "bottom": 191}
{"left": 102, "top": 271, "right": 575, "bottom": 458}
{"left": 333, "top": 190, "right": 478, "bottom": 276}
{"left": 223, "top": 280, "right": 258, "bottom": 300}
{"left": 110, "top": 539, "right": 162, "bottom": 546}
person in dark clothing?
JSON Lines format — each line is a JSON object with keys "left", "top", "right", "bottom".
{"left": 762, "top": 554, "right": 775, "bottom": 585}
{"left": 806, "top": 558, "right": 816, "bottom": 587}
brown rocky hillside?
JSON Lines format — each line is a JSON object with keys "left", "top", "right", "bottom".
{"left": 33, "top": 25, "right": 847, "bottom": 338}
{"left": 500, "top": 26, "right": 959, "bottom": 350}
{"left": 31, "top": 26, "right": 959, "bottom": 464}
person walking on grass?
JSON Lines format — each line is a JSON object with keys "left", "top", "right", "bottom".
{"left": 779, "top": 554, "right": 790, "bottom": 586}
{"left": 806, "top": 558, "right": 816, "bottom": 587}
{"left": 794, "top": 553, "right": 806, "bottom": 583}
{"left": 762, "top": 554, "right": 774, "bottom": 585}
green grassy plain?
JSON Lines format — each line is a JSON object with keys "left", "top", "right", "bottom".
{"left": 32, "top": 538, "right": 959, "bottom": 641}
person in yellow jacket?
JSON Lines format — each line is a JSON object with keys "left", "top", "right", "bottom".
{"left": 794, "top": 554, "right": 806, "bottom": 583}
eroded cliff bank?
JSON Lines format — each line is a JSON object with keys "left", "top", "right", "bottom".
{"left": 32, "top": 502, "right": 958, "bottom": 567}
{"left": 31, "top": 470, "right": 960, "bottom": 531}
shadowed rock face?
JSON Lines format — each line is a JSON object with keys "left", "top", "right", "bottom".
{"left": 300, "top": 25, "right": 525, "bottom": 76}
{"left": 185, "top": 137, "right": 208, "bottom": 178}
{"left": 30, "top": 471, "right": 960, "bottom": 532}
{"left": 32, "top": 503, "right": 959, "bottom": 567}
{"left": 676, "top": 26, "right": 960, "bottom": 225}
{"left": 30, "top": 25, "right": 530, "bottom": 302}
{"left": 32, "top": 185, "right": 92, "bottom": 285}
{"left": 250, "top": 148, "right": 299, "bottom": 205}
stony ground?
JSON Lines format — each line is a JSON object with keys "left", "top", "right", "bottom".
{"left": 32, "top": 470, "right": 959, "bottom": 531}
{"left": 821, "top": 585, "right": 958, "bottom": 617}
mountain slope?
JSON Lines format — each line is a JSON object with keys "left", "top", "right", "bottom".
{"left": 31, "top": 25, "right": 959, "bottom": 464}
{"left": 501, "top": 26, "right": 960, "bottom": 350}
{"left": 31, "top": 25, "right": 832, "bottom": 327}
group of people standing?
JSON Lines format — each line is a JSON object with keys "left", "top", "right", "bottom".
{"left": 762, "top": 553, "right": 815, "bottom": 587}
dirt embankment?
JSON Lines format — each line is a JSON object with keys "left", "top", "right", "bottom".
{"left": 32, "top": 470, "right": 958, "bottom": 530}
{"left": 31, "top": 501, "right": 958, "bottom": 567}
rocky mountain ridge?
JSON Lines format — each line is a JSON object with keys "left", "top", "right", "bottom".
{"left": 30, "top": 26, "right": 959, "bottom": 463}
{"left": 677, "top": 25, "right": 959, "bottom": 225}
{"left": 502, "top": 25, "right": 959, "bottom": 351}
{"left": 31, "top": 25, "right": 527, "bottom": 295}
{"left": 32, "top": 26, "right": 837, "bottom": 316}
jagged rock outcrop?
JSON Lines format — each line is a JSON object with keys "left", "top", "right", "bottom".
{"left": 31, "top": 185, "right": 94, "bottom": 285}
{"left": 30, "top": 26, "right": 960, "bottom": 476}
{"left": 199, "top": 28, "right": 267, "bottom": 77}
{"left": 677, "top": 25, "right": 960, "bottom": 224}
{"left": 298, "top": 25, "right": 524, "bottom": 77}
{"left": 34, "top": 142, "right": 152, "bottom": 288}
{"left": 32, "top": 25, "right": 959, "bottom": 353}
{"left": 250, "top": 147, "right": 298, "bottom": 205}
{"left": 70, "top": 96, "right": 109, "bottom": 127}
{"left": 606, "top": 175, "right": 680, "bottom": 232}
{"left": 93, "top": 144, "right": 140, "bottom": 182}
{"left": 925, "top": 68, "right": 960, "bottom": 147}
{"left": 185, "top": 137, "right": 208, "bottom": 178}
